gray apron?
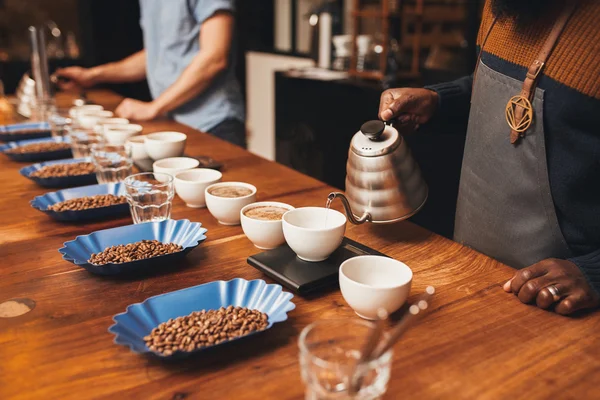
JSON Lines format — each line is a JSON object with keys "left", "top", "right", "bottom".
{"left": 454, "top": 61, "right": 571, "bottom": 269}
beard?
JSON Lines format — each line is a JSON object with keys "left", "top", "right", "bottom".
{"left": 491, "top": 0, "right": 557, "bottom": 26}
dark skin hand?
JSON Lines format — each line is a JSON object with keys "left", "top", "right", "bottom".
{"left": 378, "top": 87, "right": 439, "bottom": 124}
{"left": 504, "top": 258, "right": 600, "bottom": 315}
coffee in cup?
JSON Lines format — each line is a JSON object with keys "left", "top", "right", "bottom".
{"left": 243, "top": 205, "right": 289, "bottom": 221}
{"left": 208, "top": 185, "right": 253, "bottom": 198}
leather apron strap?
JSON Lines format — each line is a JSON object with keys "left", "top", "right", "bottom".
{"left": 473, "top": 1, "right": 579, "bottom": 143}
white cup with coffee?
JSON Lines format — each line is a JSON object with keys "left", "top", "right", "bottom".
{"left": 241, "top": 202, "right": 295, "bottom": 249}
{"left": 205, "top": 182, "right": 257, "bottom": 225}
{"left": 174, "top": 168, "right": 223, "bottom": 208}
{"left": 282, "top": 207, "right": 347, "bottom": 262}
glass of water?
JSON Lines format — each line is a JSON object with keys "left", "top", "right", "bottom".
{"left": 69, "top": 130, "right": 104, "bottom": 158}
{"left": 124, "top": 172, "right": 174, "bottom": 224}
{"left": 48, "top": 113, "right": 73, "bottom": 138}
{"left": 91, "top": 144, "right": 134, "bottom": 183}
{"left": 299, "top": 319, "right": 393, "bottom": 400}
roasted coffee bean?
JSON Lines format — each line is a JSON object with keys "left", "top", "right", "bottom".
{"left": 143, "top": 307, "right": 269, "bottom": 355}
{"left": 30, "top": 162, "right": 95, "bottom": 178}
{"left": 88, "top": 240, "right": 183, "bottom": 265}
{"left": 5, "top": 142, "right": 70, "bottom": 154}
{"left": 7, "top": 128, "right": 51, "bottom": 136}
{"left": 48, "top": 194, "right": 127, "bottom": 212}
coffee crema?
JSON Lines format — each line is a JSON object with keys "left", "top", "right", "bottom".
{"left": 244, "top": 206, "right": 289, "bottom": 221}
{"left": 208, "top": 185, "right": 253, "bottom": 198}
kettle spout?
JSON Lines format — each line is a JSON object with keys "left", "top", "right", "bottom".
{"left": 327, "top": 192, "right": 371, "bottom": 225}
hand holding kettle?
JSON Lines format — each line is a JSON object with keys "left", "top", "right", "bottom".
{"left": 378, "top": 88, "right": 439, "bottom": 126}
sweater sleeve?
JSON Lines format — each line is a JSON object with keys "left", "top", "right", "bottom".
{"left": 421, "top": 75, "right": 473, "bottom": 135}
{"left": 425, "top": 75, "right": 473, "bottom": 123}
{"left": 569, "top": 250, "right": 600, "bottom": 295}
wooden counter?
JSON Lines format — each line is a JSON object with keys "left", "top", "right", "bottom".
{"left": 1, "top": 91, "right": 598, "bottom": 399}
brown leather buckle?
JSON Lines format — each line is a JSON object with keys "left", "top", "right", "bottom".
{"left": 526, "top": 60, "right": 545, "bottom": 80}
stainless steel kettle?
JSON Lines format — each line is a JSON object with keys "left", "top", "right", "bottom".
{"left": 329, "top": 120, "right": 428, "bottom": 224}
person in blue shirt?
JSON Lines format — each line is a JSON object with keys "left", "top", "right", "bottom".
{"left": 56, "top": 0, "right": 246, "bottom": 147}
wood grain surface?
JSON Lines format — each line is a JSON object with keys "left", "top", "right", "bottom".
{"left": 0, "top": 91, "right": 598, "bottom": 400}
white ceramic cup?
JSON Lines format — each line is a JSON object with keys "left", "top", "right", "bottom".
{"left": 69, "top": 104, "right": 103, "bottom": 119}
{"left": 241, "top": 202, "right": 295, "bottom": 249}
{"left": 153, "top": 157, "right": 200, "bottom": 182}
{"left": 78, "top": 110, "right": 114, "bottom": 129}
{"left": 282, "top": 207, "right": 346, "bottom": 262}
{"left": 339, "top": 255, "right": 413, "bottom": 320}
{"left": 93, "top": 117, "right": 130, "bottom": 133}
{"left": 103, "top": 123, "right": 143, "bottom": 145}
{"left": 174, "top": 168, "right": 223, "bottom": 208}
{"left": 126, "top": 135, "right": 148, "bottom": 161}
{"left": 144, "top": 131, "right": 187, "bottom": 160}
{"left": 205, "top": 182, "right": 257, "bottom": 225}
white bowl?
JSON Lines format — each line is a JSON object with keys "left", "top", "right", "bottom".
{"left": 241, "top": 202, "right": 295, "bottom": 249}
{"left": 144, "top": 131, "right": 187, "bottom": 160}
{"left": 93, "top": 117, "right": 130, "bottom": 133}
{"left": 126, "top": 135, "right": 149, "bottom": 161}
{"left": 174, "top": 168, "right": 223, "bottom": 208}
{"left": 205, "top": 182, "right": 257, "bottom": 225}
{"left": 103, "top": 124, "right": 143, "bottom": 145}
{"left": 153, "top": 157, "right": 200, "bottom": 182}
{"left": 282, "top": 207, "right": 346, "bottom": 262}
{"left": 339, "top": 255, "right": 413, "bottom": 320}
{"left": 69, "top": 104, "right": 103, "bottom": 118}
{"left": 78, "top": 110, "right": 114, "bottom": 129}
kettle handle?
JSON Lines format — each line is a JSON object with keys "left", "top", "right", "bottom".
{"left": 328, "top": 192, "right": 371, "bottom": 225}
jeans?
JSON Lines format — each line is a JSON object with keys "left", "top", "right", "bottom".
{"left": 208, "top": 118, "right": 247, "bottom": 148}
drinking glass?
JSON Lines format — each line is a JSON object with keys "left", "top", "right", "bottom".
{"left": 91, "top": 144, "right": 134, "bottom": 183}
{"left": 124, "top": 172, "right": 174, "bottom": 224}
{"left": 48, "top": 112, "right": 72, "bottom": 138}
{"left": 299, "top": 319, "right": 393, "bottom": 400}
{"left": 69, "top": 130, "right": 104, "bottom": 158}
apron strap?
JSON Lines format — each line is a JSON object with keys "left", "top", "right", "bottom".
{"left": 472, "top": 16, "right": 498, "bottom": 90}
{"left": 509, "top": 1, "right": 580, "bottom": 143}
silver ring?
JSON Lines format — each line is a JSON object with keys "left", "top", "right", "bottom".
{"left": 546, "top": 284, "right": 561, "bottom": 302}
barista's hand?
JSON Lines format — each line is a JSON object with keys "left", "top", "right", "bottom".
{"left": 115, "top": 98, "right": 160, "bottom": 122}
{"left": 503, "top": 258, "right": 600, "bottom": 315}
{"left": 54, "top": 66, "right": 99, "bottom": 91}
{"left": 378, "top": 88, "right": 439, "bottom": 125}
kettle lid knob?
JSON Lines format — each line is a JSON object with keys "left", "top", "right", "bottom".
{"left": 360, "top": 120, "right": 385, "bottom": 140}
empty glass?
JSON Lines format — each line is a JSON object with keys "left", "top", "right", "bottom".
{"left": 69, "top": 130, "right": 104, "bottom": 158}
{"left": 299, "top": 319, "right": 393, "bottom": 400}
{"left": 48, "top": 113, "right": 72, "bottom": 138}
{"left": 124, "top": 172, "right": 174, "bottom": 224}
{"left": 91, "top": 144, "right": 134, "bottom": 183}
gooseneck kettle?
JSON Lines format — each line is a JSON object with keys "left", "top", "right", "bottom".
{"left": 329, "top": 120, "right": 428, "bottom": 224}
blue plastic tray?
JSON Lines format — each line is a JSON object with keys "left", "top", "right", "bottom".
{"left": 20, "top": 157, "right": 97, "bottom": 188}
{"left": 30, "top": 183, "right": 129, "bottom": 222}
{"left": 1, "top": 136, "right": 72, "bottom": 162}
{"left": 58, "top": 219, "right": 207, "bottom": 275}
{"left": 0, "top": 122, "right": 51, "bottom": 142}
{"left": 109, "top": 278, "right": 295, "bottom": 358}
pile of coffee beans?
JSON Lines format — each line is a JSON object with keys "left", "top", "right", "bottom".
{"left": 88, "top": 240, "right": 182, "bottom": 265}
{"left": 48, "top": 194, "right": 127, "bottom": 212}
{"left": 5, "top": 142, "right": 70, "bottom": 154}
{"left": 144, "top": 306, "right": 269, "bottom": 355}
{"left": 30, "top": 162, "right": 95, "bottom": 178}
{"left": 8, "top": 128, "right": 51, "bottom": 136}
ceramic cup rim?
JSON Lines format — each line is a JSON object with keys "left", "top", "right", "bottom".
{"left": 127, "top": 135, "right": 146, "bottom": 145}
{"left": 153, "top": 157, "right": 200, "bottom": 170}
{"left": 282, "top": 207, "right": 347, "bottom": 232}
{"left": 339, "top": 255, "right": 413, "bottom": 290}
{"left": 241, "top": 201, "right": 295, "bottom": 224}
{"left": 205, "top": 182, "right": 257, "bottom": 201}
{"left": 104, "top": 123, "right": 143, "bottom": 133}
{"left": 174, "top": 168, "right": 223, "bottom": 184}
{"left": 144, "top": 131, "right": 187, "bottom": 143}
